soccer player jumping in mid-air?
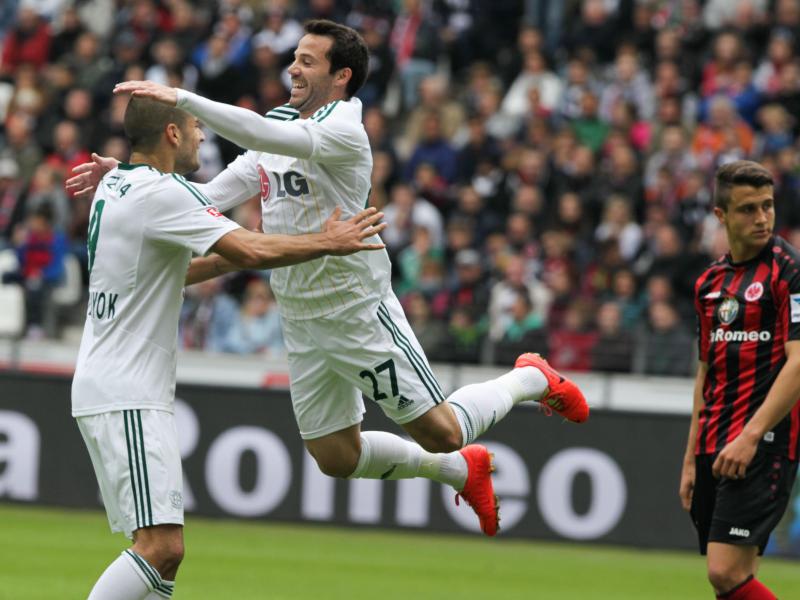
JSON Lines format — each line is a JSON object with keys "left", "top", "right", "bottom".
{"left": 680, "top": 160, "right": 800, "bottom": 600}
{"left": 69, "top": 19, "right": 589, "bottom": 540}
{"left": 72, "top": 96, "right": 385, "bottom": 600}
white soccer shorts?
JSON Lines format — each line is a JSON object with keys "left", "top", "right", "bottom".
{"left": 76, "top": 409, "right": 184, "bottom": 538}
{"left": 282, "top": 291, "right": 447, "bottom": 439}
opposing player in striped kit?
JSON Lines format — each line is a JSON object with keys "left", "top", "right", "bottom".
{"left": 71, "top": 96, "right": 385, "bottom": 600}
{"left": 681, "top": 161, "right": 800, "bottom": 600}
{"left": 76, "top": 20, "right": 589, "bottom": 539}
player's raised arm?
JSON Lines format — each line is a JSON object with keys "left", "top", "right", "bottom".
{"left": 185, "top": 207, "right": 385, "bottom": 286}
{"left": 114, "top": 81, "right": 314, "bottom": 159}
{"left": 65, "top": 153, "right": 120, "bottom": 199}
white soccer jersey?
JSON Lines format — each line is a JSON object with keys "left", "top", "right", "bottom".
{"left": 71, "top": 164, "right": 240, "bottom": 416}
{"left": 193, "top": 97, "right": 391, "bottom": 320}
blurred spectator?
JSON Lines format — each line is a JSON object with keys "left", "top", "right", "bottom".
{"left": 437, "top": 305, "right": 484, "bottom": 364}
{"left": 591, "top": 300, "right": 635, "bottom": 373}
{"left": 396, "top": 226, "right": 444, "bottom": 297}
{"left": 390, "top": 0, "right": 441, "bottom": 110}
{"left": 381, "top": 182, "right": 444, "bottom": 256}
{"left": 220, "top": 278, "right": 284, "bottom": 355}
{"left": 0, "top": 158, "right": 25, "bottom": 244}
{"left": 691, "top": 95, "right": 755, "bottom": 170}
{"left": 397, "top": 74, "right": 465, "bottom": 160}
{"left": 501, "top": 50, "right": 562, "bottom": 125}
{"left": 640, "top": 300, "right": 693, "bottom": 376}
{"left": 180, "top": 278, "right": 238, "bottom": 352}
{"left": 432, "top": 247, "right": 490, "bottom": 322}
{"left": 45, "top": 120, "right": 91, "bottom": 190}
{"left": 488, "top": 253, "right": 550, "bottom": 342}
{"left": 1, "top": 111, "right": 43, "bottom": 185}
{"left": 493, "top": 285, "right": 548, "bottom": 366}
{"left": 595, "top": 195, "right": 643, "bottom": 263}
{"left": 403, "top": 110, "right": 459, "bottom": 185}
{"left": 145, "top": 37, "right": 198, "bottom": 91}
{"left": 0, "top": 6, "right": 51, "bottom": 76}
{"left": 599, "top": 51, "right": 655, "bottom": 123}
{"left": 404, "top": 290, "right": 448, "bottom": 358}
{"left": 548, "top": 299, "right": 597, "bottom": 372}
{"left": 8, "top": 203, "right": 66, "bottom": 338}
{"left": 356, "top": 16, "right": 394, "bottom": 107}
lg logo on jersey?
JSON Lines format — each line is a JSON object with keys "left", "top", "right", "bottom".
{"left": 257, "top": 166, "right": 309, "bottom": 203}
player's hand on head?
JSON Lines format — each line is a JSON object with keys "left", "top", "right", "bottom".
{"left": 65, "top": 153, "right": 118, "bottom": 199}
{"left": 322, "top": 206, "right": 386, "bottom": 255}
{"left": 113, "top": 80, "right": 178, "bottom": 106}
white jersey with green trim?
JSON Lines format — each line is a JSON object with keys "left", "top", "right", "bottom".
{"left": 71, "top": 164, "right": 240, "bottom": 417}
{"left": 225, "top": 99, "right": 391, "bottom": 320}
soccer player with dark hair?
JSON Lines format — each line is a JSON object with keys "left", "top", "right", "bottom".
{"left": 680, "top": 160, "right": 800, "bottom": 600}
{"left": 70, "top": 19, "right": 589, "bottom": 540}
{"left": 72, "top": 95, "right": 385, "bottom": 600}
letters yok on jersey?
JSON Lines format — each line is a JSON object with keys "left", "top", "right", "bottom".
{"left": 87, "top": 290, "right": 119, "bottom": 320}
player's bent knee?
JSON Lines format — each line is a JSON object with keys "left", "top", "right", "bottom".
{"left": 707, "top": 566, "right": 747, "bottom": 594}
{"left": 416, "top": 431, "right": 462, "bottom": 454}
{"left": 314, "top": 455, "right": 359, "bottom": 478}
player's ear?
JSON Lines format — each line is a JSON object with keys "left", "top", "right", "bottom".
{"left": 713, "top": 206, "right": 726, "bottom": 225}
{"left": 336, "top": 67, "right": 351, "bottom": 87}
{"left": 165, "top": 123, "right": 181, "bottom": 147}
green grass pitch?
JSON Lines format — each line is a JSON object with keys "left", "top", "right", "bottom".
{"left": 1, "top": 505, "right": 799, "bottom": 599}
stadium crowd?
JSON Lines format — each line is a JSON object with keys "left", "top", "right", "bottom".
{"left": 1, "top": 0, "right": 799, "bottom": 376}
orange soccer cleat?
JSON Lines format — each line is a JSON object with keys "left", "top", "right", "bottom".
{"left": 455, "top": 444, "right": 499, "bottom": 536}
{"left": 515, "top": 353, "right": 590, "bottom": 423}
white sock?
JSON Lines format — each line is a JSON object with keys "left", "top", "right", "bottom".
{"left": 350, "top": 431, "right": 468, "bottom": 489}
{"left": 87, "top": 551, "right": 156, "bottom": 600}
{"left": 115, "top": 550, "right": 174, "bottom": 599}
{"left": 448, "top": 367, "right": 548, "bottom": 446}
{"left": 144, "top": 581, "right": 175, "bottom": 600}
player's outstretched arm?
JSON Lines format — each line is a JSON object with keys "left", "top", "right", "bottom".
{"left": 65, "top": 153, "right": 119, "bottom": 199}
{"left": 712, "top": 340, "right": 800, "bottom": 479}
{"left": 185, "top": 207, "right": 385, "bottom": 286}
{"left": 114, "top": 81, "right": 314, "bottom": 159}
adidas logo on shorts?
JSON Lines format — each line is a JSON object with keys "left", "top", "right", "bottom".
{"left": 397, "top": 395, "right": 414, "bottom": 410}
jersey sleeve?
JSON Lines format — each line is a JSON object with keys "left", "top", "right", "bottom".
{"left": 695, "top": 277, "right": 710, "bottom": 361}
{"left": 143, "top": 174, "right": 241, "bottom": 256}
{"left": 776, "top": 256, "right": 800, "bottom": 341}
{"left": 298, "top": 108, "right": 368, "bottom": 166}
{"left": 195, "top": 151, "right": 260, "bottom": 212}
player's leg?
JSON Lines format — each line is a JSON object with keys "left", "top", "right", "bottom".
{"left": 701, "top": 451, "right": 797, "bottom": 599}
{"left": 77, "top": 410, "right": 184, "bottom": 599}
{"left": 706, "top": 543, "right": 763, "bottom": 598}
{"left": 311, "top": 298, "right": 498, "bottom": 533}
{"left": 376, "top": 291, "right": 586, "bottom": 450}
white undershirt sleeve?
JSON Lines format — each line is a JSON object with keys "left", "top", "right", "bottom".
{"left": 176, "top": 89, "right": 314, "bottom": 159}
{"left": 193, "top": 162, "right": 257, "bottom": 212}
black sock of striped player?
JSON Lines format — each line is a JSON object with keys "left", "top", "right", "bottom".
{"left": 447, "top": 367, "right": 548, "bottom": 446}
{"left": 87, "top": 550, "right": 174, "bottom": 599}
{"left": 350, "top": 431, "right": 468, "bottom": 489}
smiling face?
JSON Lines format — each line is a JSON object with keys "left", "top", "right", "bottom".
{"left": 287, "top": 34, "right": 346, "bottom": 117}
{"left": 715, "top": 185, "right": 774, "bottom": 262}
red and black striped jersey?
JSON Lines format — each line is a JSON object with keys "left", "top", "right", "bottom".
{"left": 694, "top": 236, "right": 800, "bottom": 459}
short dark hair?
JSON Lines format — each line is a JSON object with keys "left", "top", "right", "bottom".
{"left": 123, "top": 96, "right": 191, "bottom": 152}
{"left": 304, "top": 19, "right": 368, "bottom": 98}
{"left": 714, "top": 160, "right": 773, "bottom": 210}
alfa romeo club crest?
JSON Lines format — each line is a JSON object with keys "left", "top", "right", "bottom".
{"left": 717, "top": 297, "right": 739, "bottom": 324}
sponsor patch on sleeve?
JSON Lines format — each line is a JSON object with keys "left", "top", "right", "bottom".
{"left": 791, "top": 293, "right": 800, "bottom": 323}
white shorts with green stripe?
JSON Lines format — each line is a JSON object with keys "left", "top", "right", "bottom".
{"left": 76, "top": 409, "right": 184, "bottom": 538}
{"left": 282, "top": 290, "right": 446, "bottom": 440}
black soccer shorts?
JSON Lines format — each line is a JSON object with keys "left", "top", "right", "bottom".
{"left": 690, "top": 449, "right": 798, "bottom": 555}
